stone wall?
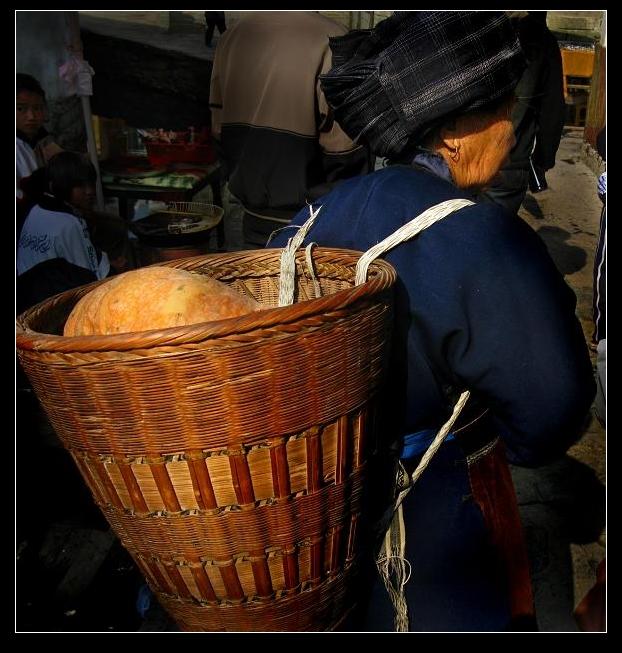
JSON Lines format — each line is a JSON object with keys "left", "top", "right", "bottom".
{"left": 80, "top": 11, "right": 168, "bottom": 29}
{"left": 547, "top": 11, "right": 604, "bottom": 40}
{"left": 168, "top": 11, "right": 204, "bottom": 33}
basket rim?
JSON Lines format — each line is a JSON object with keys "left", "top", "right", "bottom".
{"left": 16, "top": 247, "right": 396, "bottom": 354}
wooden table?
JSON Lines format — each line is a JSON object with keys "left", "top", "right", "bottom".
{"left": 101, "top": 159, "right": 225, "bottom": 248}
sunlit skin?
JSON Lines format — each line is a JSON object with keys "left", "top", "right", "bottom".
{"left": 432, "top": 98, "right": 516, "bottom": 191}
{"left": 16, "top": 90, "right": 46, "bottom": 139}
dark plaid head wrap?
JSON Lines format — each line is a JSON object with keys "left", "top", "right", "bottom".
{"left": 320, "top": 11, "right": 526, "bottom": 159}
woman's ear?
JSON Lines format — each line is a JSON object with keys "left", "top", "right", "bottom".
{"left": 438, "top": 127, "right": 461, "bottom": 156}
{"left": 438, "top": 117, "right": 460, "bottom": 149}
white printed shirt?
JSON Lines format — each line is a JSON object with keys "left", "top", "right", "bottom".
{"left": 17, "top": 202, "right": 110, "bottom": 280}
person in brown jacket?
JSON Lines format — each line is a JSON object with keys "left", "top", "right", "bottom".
{"left": 209, "top": 11, "right": 374, "bottom": 245}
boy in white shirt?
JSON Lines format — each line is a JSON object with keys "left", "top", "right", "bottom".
{"left": 16, "top": 74, "right": 62, "bottom": 205}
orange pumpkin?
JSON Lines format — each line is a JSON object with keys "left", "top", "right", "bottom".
{"left": 63, "top": 266, "right": 260, "bottom": 336}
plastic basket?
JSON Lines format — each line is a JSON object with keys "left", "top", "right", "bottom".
{"left": 16, "top": 248, "right": 397, "bottom": 631}
{"left": 130, "top": 202, "right": 224, "bottom": 247}
{"left": 145, "top": 134, "right": 216, "bottom": 167}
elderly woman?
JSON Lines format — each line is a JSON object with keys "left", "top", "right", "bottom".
{"left": 272, "top": 12, "right": 595, "bottom": 631}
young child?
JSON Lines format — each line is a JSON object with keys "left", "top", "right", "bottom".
{"left": 16, "top": 74, "right": 62, "bottom": 210}
{"left": 17, "top": 151, "right": 114, "bottom": 313}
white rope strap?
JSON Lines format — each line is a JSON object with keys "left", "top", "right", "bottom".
{"left": 355, "top": 198, "right": 474, "bottom": 286}
{"left": 278, "top": 204, "right": 322, "bottom": 307}
{"left": 275, "top": 198, "right": 476, "bottom": 630}
{"left": 377, "top": 502, "right": 411, "bottom": 632}
{"left": 304, "top": 242, "right": 322, "bottom": 299}
{"left": 410, "top": 388, "right": 470, "bottom": 485}
{"left": 386, "top": 389, "right": 472, "bottom": 535}
{"left": 351, "top": 197, "right": 475, "bottom": 500}
{"left": 355, "top": 197, "right": 475, "bottom": 632}
{"left": 377, "top": 388, "right": 470, "bottom": 631}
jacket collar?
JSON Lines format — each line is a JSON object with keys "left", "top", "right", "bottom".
{"left": 412, "top": 148, "right": 455, "bottom": 185}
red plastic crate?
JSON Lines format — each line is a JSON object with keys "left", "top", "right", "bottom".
{"left": 144, "top": 130, "right": 216, "bottom": 167}
{"left": 145, "top": 142, "right": 216, "bottom": 167}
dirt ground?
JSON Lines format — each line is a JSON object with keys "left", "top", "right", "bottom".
{"left": 509, "top": 128, "right": 606, "bottom": 631}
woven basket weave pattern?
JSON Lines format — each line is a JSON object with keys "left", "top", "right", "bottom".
{"left": 65, "top": 409, "right": 371, "bottom": 513}
{"left": 16, "top": 249, "right": 396, "bottom": 631}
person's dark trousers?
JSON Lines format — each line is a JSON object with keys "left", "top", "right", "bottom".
{"left": 479, "top": 168, "right": 530, "bottom": 216}
{"left": 243, "top": 211, "right": 293, "bottom": 248}
{"left": 205, "top": 12, "right": 226, "bottom": 47}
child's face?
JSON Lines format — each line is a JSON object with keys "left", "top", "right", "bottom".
{"left": 16, "top": 90, "right": 46, "bottom": 138}
{"left": 69, "top": 184, "right": 96, "bottom": 212}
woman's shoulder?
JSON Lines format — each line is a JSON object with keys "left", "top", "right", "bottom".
{"left": 458, "top": 200, "right": 540, "bottom": 242}
{"left": 429, "top": 200, "right": 551, "bottom": 278}
{"left": 435, "top": 200, "right": 541, "bottom": 256}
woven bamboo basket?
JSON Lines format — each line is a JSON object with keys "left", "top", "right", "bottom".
{"left": 16, "top": 248, "right": 396, "bottom": 632}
